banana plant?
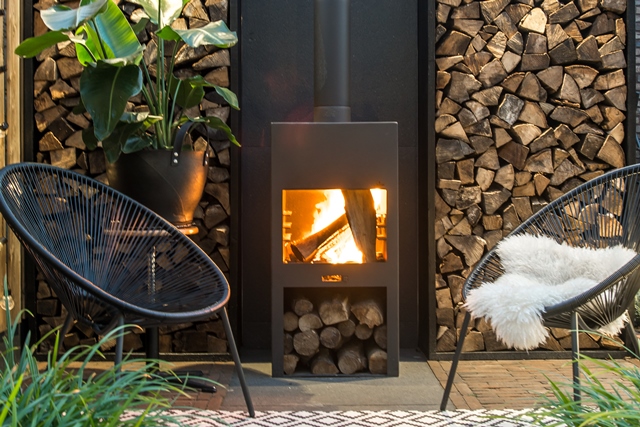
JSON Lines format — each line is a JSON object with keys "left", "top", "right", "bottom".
{"left": 16, "top": 0, "right": 239, "bottom": 163}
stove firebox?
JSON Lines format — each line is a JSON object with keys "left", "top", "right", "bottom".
{"left": 271, "top": 123, "right": 398, "bottom": 376}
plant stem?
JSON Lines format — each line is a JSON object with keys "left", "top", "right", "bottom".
{"left": 167, "top": 41, "right": 181, "bottom": 136}
{"left": 157, "top": 36, "right": 167, "bottom": 148}
{"left": 169, "top": 80, "right": 181, "bottom": 133}
{"left": 140, "top": 62, "right": 163, "bottom": 146}
{"left": 141, "top": 62, "right": 158, "bottom": 110}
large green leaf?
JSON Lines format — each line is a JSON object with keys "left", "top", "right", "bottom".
{"left": 193, "top": 116, "right": 239, "bottom": 146}
{"left": 131, "top": 18, "right": 150, "bottom": 35}
{"left": 173, "top": 20, "right": 238, "bottom": 48}
{"left": 120, "top": 111, "right": 162, "bottom": 131}
{"left": 127, "top": 0, "right": 187, "bottom": 29}
{"left": 120, "top": 111, "right": 155, "bottom": 124}
{"left": 123, "top": 135, "right": 156, "bottom": 154}
{"left": 102, "top": 138, "right": 123, "bottom": 164}
{"left": 72, "top": 25, "right": 105, "bottom": 65}
{"left": 102, "top": 122, "right": 149, "bottom": 158}
{"left": 99, "top": 113, "right": 161, "bottom": 161}
{"left": 214, "top": 86, "right": 239, "bottom": 110}
{"left": 40, "top": 0, "right": 109, "bottom": 31}
{"left": 80, "top": 62, "right": 143, "bottom": 141}
{"left": 94, "top": 1, "right": 143, "bottom": 61}
{"left": 101, "top": 46, "right": 145, "bottom": 66}
{"left": 156, "top": 25, "right": 181, "bottom": 42}
{"left": 173, "top": 75, "right": 239, "bottom": 110}
{"left": 168, "top": 75, "right": 205, "bottom": 109}
{"left": 82, "top": 127, "right": 99, "bottom": 150}
{"left": 14, "top": 31, "right": 70, "bottom": 58}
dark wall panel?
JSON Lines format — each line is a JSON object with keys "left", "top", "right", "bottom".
{"left": 239, "top": 0, "right": 419, "bottom": 349}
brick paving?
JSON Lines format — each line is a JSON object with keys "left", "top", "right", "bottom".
{"left": 162, "top": 356, "right": 640, "bottom": 411}
{"left": 156, "top": 362, "right": 235, "bottom": 411}
{"left": 429, "top": 358, "right": 640, "bottom": 410}
{"left": 69, "top": 355, "right": 640, "bottom": 412}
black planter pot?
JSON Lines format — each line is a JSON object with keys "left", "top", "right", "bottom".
{"left": 105, "top": 124, "right": 209, "bottom": 226}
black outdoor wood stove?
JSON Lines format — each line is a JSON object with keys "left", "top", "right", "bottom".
{"left": 271, "top": 0, "right": 399, "bottom": 376}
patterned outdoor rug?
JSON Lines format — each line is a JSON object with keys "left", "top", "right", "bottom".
{"left": 149, "top": 409, "right": 546, "bottom": 426}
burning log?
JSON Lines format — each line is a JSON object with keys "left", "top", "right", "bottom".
{"left": 288, "top": 214, "right": 348, "bottom": 262}
{"left": 342, "top": 189, "right": 377, "bottom": 262}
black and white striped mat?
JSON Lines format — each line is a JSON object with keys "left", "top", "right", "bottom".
{"left": 149, "top": 409, "right": 546, "bottom": 426}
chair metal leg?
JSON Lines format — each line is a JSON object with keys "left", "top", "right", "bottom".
{"left": 623, "top": 320, "right": 639, "bottom": 357}
{"left": 570, "top": 311, "right": 581, "bottom": 403}
{"left": 114, "top": 314, "right": 125, "bottom": 373}
{"left": 61, "top": 314, "right": 74, "bottom": 337}
{"left": 57, "top": 314, "right": 75, "bottom": 354}
{"left": 439, "top": 311, "right": 471, "bottom": 411}
{"left": 221, "top": 307, "right": 255, "bottom": 417}
{"left": 144, "top": 327, "right": 216, "bottom": 393}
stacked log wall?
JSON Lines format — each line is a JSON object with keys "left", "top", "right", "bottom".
{"left": 435, "top": 0, "right": 629, "bottom": 353}
{"left": 31, "top": 0, "right": 234, "bottom": 354}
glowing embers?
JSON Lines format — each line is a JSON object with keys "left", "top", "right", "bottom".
{"left": 283, "top": 189, "right": 387, "bottom": 264}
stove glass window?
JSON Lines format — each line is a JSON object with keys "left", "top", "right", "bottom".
{"left": 282, "top": 189, "right": 387, "bottom": 264}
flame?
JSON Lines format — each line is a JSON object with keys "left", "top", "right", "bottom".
{"left": 371, "top": 189, "right": 386, "bottom": 217}
{"left": 311, "top": 189, "right": 386, "bottom": 264}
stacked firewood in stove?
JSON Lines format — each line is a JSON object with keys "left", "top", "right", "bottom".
{"left": 435, "top": 0, "right": 628, "bottom": 352}
{"left": 283, "top": 295, "right": 388, "bottom": 375}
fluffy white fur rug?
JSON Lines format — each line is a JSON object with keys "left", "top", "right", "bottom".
{"left": 465, "top": 235, "right": 636, "bottom": 350}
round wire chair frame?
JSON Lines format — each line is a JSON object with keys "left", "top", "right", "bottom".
{"left": 464, "top": 164, "right": 640, "bottom": 330}
{"left": 0, "top": 163, "right": 230, "bottom": 327}
{"left": 440, "top": 163, "right": 640, "bottom": 411}
{"left": 0, "top": 162, "right": 254, "bottom": 416}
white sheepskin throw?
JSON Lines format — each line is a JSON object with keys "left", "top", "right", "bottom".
{"left": 465, "top": 235, "right": 636, "bottom": 350}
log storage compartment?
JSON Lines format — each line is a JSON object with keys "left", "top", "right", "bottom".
{"left": 283, "top": 287, "right": 389, "bottom": 375}
{"left": 271, "top": 123, "right": 399, "bottom": 376}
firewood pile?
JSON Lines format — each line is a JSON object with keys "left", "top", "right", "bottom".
{"left": 283, "top": 295, "right": 388, "bottom": 375}
{"left": 37, "top": 271, "right": 230, "bottom": 354}
{"left": 435, "top": 0, "right": 628, "bottom": 352}
{"left": 31, "top": 0, "right": 233, "bottom": 354}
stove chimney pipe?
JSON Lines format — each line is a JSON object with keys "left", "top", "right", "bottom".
{"left": 314, "top": 0, "right": 350, "bottom": 122}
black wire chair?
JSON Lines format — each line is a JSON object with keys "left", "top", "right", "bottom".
{"left": 0, "top": 163, "right": 254, "bottom": 417}
{"left": 440, "top": 164, "right": 640, "bottom": 411}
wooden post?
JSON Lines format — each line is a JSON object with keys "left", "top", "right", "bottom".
{"left": 0, "top": 0, "right": 23, "bottom": 333}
